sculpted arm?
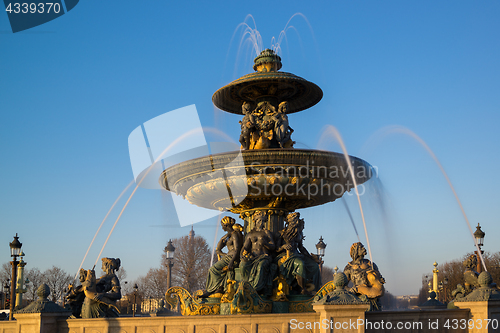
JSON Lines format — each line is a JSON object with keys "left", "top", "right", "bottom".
{"left": 95, "top": 277, "right": 121, "bottom": 302}
{"left": 107, "top": 277, "right": 122, "bottom": 301}
{"left": 227, "top": 232, "right": 241, "bottom": 270}
{"left": 276, "top": 234, "right": 290, "bottom": 253}
{"left": 264, "top": 230, "right": 276, "bottom": 252}
{"left": 298, "top": 241, "right": 314, "bottom": 260}
{"left": 344, "top": 263, "right": 352, "bottom": 281}
{"left": 240, "top": 235, "right": 252, "bottom": 260}
{"left": 216, "top": 234, "right": 228, "bottom": 257}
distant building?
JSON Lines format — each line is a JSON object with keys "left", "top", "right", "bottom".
{"left": 395, "top": 295, "right": 419, "bottom": 309}
{"left": 141, "top": 298, "right": 163, "bottom": 313}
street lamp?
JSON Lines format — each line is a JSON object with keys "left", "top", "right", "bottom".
{"left": 132, "top": 283, "right": 138, "bottom": 317}
{"left": 474, "top": 223, "right": 485, "bottom": 273}
{"left": 315, "top": 236, "right": 327, "bottom": 275}
{"left": 9, "top": 234, "right": 22, "bottom": 320}
{"left": 165, "top": 239, "right": 175, "bottom": 291}
{"left": 2, "top": 280, "right": 9, "bottom": 310}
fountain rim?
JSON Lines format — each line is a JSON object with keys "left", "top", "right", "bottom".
{"left": 159, "top": 148, "right": 373, "bottom": 192}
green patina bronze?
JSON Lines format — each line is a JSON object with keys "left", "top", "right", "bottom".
{"left": 315, "top": 272, "right": 368, "bottom": 305}
{"left": 455, "top": 272, "right": 500, "bottom": 302}
{"left": 419, "top": 291, "right": 446, "bottom": 309}
{"left": 15, "top": 284, "right": 71, "bottom": 314}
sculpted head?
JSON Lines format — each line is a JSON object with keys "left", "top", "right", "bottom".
{"left": 278, "top": 101, "right": 288, "bottom": 114}
{"left": 78, "top": 268, "right": 86, "bottom": 283}
{"left": 286, "top": 212, "right": 304, "bottom": 229}
{"left": 221, "top": 216, "right": 236, "bottom": 231}
{"left": 350, "top": 242, "right": 367, "bottom": 261}
{"left": 253, "top": 211, "right": 268, "bottom": 230}
{"left": 242, "top": 102, "right": 252, "bottom": 115}
{"left": 102, "top": 257, "right": 121, "bottom": 274}
{"left": 82, "top": 269, "right": 96, "bottom": 289}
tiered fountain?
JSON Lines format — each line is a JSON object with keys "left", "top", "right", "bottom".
{"left": 162, "top": 49, "right": 374, "bottom": 315}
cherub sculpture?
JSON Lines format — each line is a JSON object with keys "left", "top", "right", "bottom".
{"left": 273, "top": 101, "right": 294, "bottom": 148}
{"left": 239, "top": 102, "right": 255, "bottom": 150}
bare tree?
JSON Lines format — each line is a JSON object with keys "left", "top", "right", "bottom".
{"left": 320, "top": 265, "right": 335, "bottom": 287}
{"left": 136, "top": 268, "right": 168, "bottom": 299}
{"left": 25, "top": 267, "right": 43, "bottom": 301}
{"left": 42, "top": 266, "right": 72, "bottom": 302}
{"left": 116, "top": 266, "right": 127, "bottom": 282}
{"left": 161, "top": 233, "right": 211, "bottom": 294}
{"left": 380, "top": 290, "right": 397, "bottom": 310}
{"left": 418, "top": 251, "right": 500, "bottom": 304}
{"left": 1, "top": 263, "right": 11, "bottom": 287}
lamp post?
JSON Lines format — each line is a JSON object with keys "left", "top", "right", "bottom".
{"left": 315, "top": 236, "right": 327, "bottom": 276}
{"left": 474, "top": 223, "right": 485, "bottom": 273}
{"left": 9, "top": 234, "right": 22, "bottom": 320}
{"left": 165, "top": 239, "right": 175, "bottom": 310}
{"left": 132, "top": 283, "right": 138, "bottom": 317}
{"left": 165, "top": 240, "right": 175, "bottom": 291}
{"left": 2, "top": 280, "right": 9, "bottom": 310}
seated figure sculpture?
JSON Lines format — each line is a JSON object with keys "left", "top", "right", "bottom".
{"left": 201, "top": 216, "right": 243, "bottom": 298}
{"left": 344, "top": 242, "right": 385, "bottom": 310}
{"left": 276, "top": 212, "right": 321, "bottom": 295}
{"left": 81, "top": 257, "right": 122, "bottom": 318}
{"left": 239, "top": 211, "right": 276, "bottom": 296}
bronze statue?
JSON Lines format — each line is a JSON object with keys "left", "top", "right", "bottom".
{"left": 239, "top": 102, "right": 256, "bottom": 150}
{"left": 276, "top": 212, "right": 320, "bottom": 295}
{"left": 239, "top": 211, "right": 277, "bottom": 295}
{"left": 272, "top": 101, "right": 294, "bottom": 148}
{"left": 64, "top": 268, "right": 86, "bottom": 318}
{"left": 344, "top": 242, "right": 385, "bottom": 310}
{"left": 81, "top": 257, "right": 122, "bottom": 318}
{"left": 201, "top": 216, "right": 243, "bottom": 298}
{"left": 252, "top": 101, "right": 276, "bottom": 149}
{"left": 463, "top": 254, "right": 480, "bottom": 293}
{"left": 239, "top": 100, "right": 294, "bottom": 150}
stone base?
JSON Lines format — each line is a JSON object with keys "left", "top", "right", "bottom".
{"left": 272, "top": 301, "right": 289, "bottom": 313}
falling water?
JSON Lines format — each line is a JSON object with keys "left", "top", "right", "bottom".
{"left": 227, "top": 13, "right": 317, "bottom": 83}
{"left": 227, "top": 14, "right": 263, "bottom": 79}
{"left": 272, "top": 13, "right": 316, "bottom": 60}
{"left": 217, "top": 14, "right": 318, "bottom": 132}
{"left": 341, "top": 198, "right": 361, "bottom": 243}
{"left": 74, "top": 180, "right": 134, "bottom": 282}
{"left": 317, "top": 125, "right": 374, "bottom": 268}
{"left": 210, "top": 213, "right": 222, "bottom": 267}
{"left": 366, "top": 125, "right": 487, "bottom": 271}
{"left": 92, "top": 127, "right": 239, "bottom": 267}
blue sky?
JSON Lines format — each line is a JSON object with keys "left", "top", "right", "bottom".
{"left": 1, "top": 1, "right": 499, "bottom": 296}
